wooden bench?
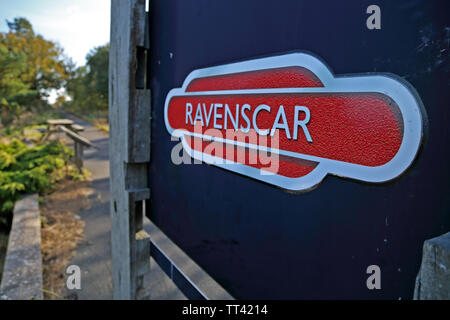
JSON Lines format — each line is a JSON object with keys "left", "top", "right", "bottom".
{"left": 46, "top": 119, "right": 74, "bottom": 131}
{"left": 43, "top": 119, "right": 85, "bottom": 141}
{"left": 43, "top": 119, "right": 74, "bottom": 141}
{"left": 71, "top": 124, "right": 85, "bottom": 133}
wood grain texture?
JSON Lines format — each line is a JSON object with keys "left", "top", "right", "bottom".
{"left": 109, "top": 0, "right": 150, "bottom": 300}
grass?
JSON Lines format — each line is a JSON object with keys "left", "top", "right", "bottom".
{"left": 92, "top": 118, "right": 109, "bottom": 133}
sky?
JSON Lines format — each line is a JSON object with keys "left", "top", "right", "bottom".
{"left": 0, "top": 0, "right": 111, "bottom": 67}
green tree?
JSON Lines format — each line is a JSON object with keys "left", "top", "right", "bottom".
{"left": 0, "top": 41, "right": 28, "bottom": 98}
{"left": 0, "top": 17, "right": 69, "bottom": 127}
{"left": 66, "top": 44, "right": 109, "bottom": 112}
{"left": 0, "top": 36, "right": 35, "bottom": 126}
{"left": 85, "top": 44, "right": 109, "bottom": 103}
{"left": 0, "top": 17, "right": 69, "bottom": 101}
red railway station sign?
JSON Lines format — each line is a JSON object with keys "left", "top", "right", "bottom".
{"left": 164, "top": 53, "right": 425, "bottom": 191}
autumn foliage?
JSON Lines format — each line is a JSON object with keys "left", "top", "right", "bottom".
{"left": 0, "top": 17, "right": 69, "bottom": 127}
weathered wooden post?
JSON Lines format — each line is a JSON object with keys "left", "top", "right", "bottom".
{"left": 74, "top": 143, "right": 83, "bottom": 171}
{"left": 109, "top": 0, "right": 151, "bottom": 300}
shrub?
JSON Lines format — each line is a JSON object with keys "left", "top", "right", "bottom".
{"left": 0, "top": 138, "right": 74, "bottom": 226}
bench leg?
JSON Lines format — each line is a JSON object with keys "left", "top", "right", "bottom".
{"left": 74, "top": 142, "right": 84, "bottom": 172}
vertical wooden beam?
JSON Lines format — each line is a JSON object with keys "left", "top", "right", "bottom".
{"left": 109, "top": 0, "right": 151, "bottom": 300}
{"left": 74, "top": 142, "right": 83, "bottom": 172}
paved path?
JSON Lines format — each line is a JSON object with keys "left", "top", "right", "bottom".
{"left": 62, "top": 113, "right": 185, "bottom": 300}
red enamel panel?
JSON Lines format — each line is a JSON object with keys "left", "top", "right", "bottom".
{"left": 186, "top": 66, "right": 324, "bottom": 92}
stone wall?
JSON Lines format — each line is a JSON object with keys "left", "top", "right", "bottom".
{"left": 0, "top": 194, "right": 43, "bottom": 300}
{"left": 414, "top": 232, "right": 450, "bottom": 300}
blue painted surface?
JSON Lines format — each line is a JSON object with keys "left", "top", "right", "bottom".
{"left": 147, "top": 0, "right": 450, "bottom": 299}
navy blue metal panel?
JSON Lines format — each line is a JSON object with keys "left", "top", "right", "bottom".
{"left": 147, "top": 0, "right": 450, "bottom": 299}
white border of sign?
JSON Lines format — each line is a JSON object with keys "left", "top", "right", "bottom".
{"left": 164, "top": 52, "right": 425, "bottom": 191}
